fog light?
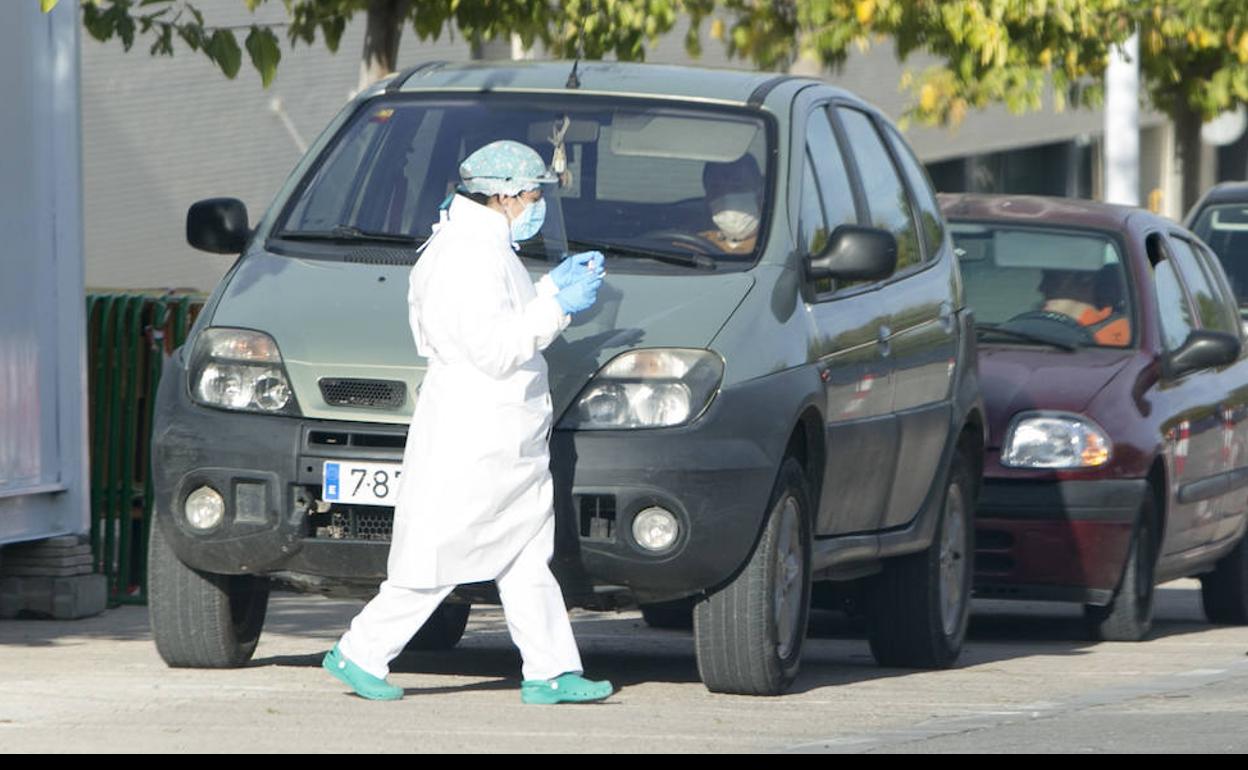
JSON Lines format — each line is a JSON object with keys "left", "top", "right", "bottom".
{"left": 632, "top": 507, "right": 679, "bottom": 552}
{"left": 185, "top": 486, "right": 225, "bottom": 531}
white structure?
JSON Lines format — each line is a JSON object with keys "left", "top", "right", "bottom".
{"left": 0, "top": 1, "right": 90, "bottom": 545}
{"left": 1104, "top": 34, "right": 1141, "bottom": 207}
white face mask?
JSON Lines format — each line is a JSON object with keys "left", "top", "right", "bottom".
{"left": 710, "top": 193, "right": 760, "bottom": 242}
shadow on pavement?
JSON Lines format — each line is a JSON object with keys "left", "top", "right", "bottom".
{"left": 2, "top": 583, "right": 1221, "bottom": 698}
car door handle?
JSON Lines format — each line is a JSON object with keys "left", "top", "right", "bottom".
{"left": 939, "top": 302, "right": 955, "bottom": 333}
{"left": 878, "top": 325, "right": 892, "bottom": 357}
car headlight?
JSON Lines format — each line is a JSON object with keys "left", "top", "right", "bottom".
{"left": 189, "top": 328, "right": 300, "bottom": 415}
{"left": 1001, "top": 413, "right": 1111, "bottom": 469}
{"left": 559, "top": 349, "right": 724, "bottom": 430}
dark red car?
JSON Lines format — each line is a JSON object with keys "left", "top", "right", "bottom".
{"left": 941, "top": 194, "right": 1248, "bottom": 640}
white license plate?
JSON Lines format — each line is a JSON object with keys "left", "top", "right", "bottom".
{"left": 322, "top": 461, "right": 403, "bottom": 507}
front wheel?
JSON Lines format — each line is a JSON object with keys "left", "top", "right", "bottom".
{"left": 865, "top": 447, "right": 974, "bottom": 668}
{"left": 147, "top": 519, "right": 270, "bottom": 668}
{"left": 694, "top": 458, "right": 812, "bottom": 695}
{"left": 1085, "top": 494, "right": 1157, "bottom": 642}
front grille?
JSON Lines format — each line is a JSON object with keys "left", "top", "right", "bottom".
{"left": 309, "top": 506, "right": 394, "bottom": 541}
{"left": 319, "top": 378, "right": 407, "bottom": 409}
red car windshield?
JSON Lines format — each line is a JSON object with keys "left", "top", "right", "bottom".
{"left": 952, "top": 223, "right": 1134, "bottom": 349}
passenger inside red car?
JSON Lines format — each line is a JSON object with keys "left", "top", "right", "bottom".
{"left": 1038, "top": 267, "right": 1131, "bottom": 347}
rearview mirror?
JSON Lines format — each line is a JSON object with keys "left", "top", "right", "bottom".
{"left": 805, "top": 225, "right": 898, "bottom": 283}
{"left": 1168, "top": 330, "right": 1241, "bottom": 378}
{"left": 187, "top": 198, "right": 250, "bottom": 254}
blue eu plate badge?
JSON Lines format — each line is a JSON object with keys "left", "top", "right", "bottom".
{"left": 324, "top": 462, "right": 340, "bottom": 501}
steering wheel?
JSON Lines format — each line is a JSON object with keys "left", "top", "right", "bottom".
{"left": 1007, "top": 310, "right": 1096, "bottom": 343}
{"left": 638, "top": 229, "right": 722, "bottom": 255}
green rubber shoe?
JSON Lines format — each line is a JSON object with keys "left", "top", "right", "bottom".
{"left": 520, "top": 673, "right": 614, "bottom": 705}
{"left": 322, "top": 644, "right": 403, "bottom": 701}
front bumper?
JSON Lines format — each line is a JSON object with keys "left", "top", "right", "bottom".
{"left": 973, "top": 478, "right": 1148, "bottom": 603}
{"left": 152, "top": 355, "right": 806, "bottom": 605}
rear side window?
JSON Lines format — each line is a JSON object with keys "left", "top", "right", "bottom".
{"left": 1168, "top": 235, "right": 1239, "bottom": 335}
{"left": 1148, "top": 235, "right": 1197, "bottom": 351}
{"left": 836, "top": 108, "right": 922, "bottom": 272}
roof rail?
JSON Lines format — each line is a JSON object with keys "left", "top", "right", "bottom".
{"left": 747, "top": 75, "right": 803, "bottom": 108}
{"left": 385, "top": 61, "right": 449, "bottom": 94}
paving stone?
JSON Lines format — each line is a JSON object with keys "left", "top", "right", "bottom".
{"left": 0, "top": 575, "right": 108, "bottom": 620}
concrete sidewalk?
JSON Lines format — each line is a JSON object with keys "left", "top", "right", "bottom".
{"left": 2, "top": 582, "right": 1247, "bottom": 752}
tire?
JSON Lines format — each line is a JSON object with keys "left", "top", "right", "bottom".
{"left": 1200, "top": 528, "right": 1248, "bottom": 625}
{"left": 694, "top": 458, "right": 812, "bottom": 695}
{"left": 865, "top": 447, "right": 974, "bottom": 669}
{"left": 1085, "top": 494, "right": 1157, "bottom": 642}
{"left": 147, "top": 519, "right": 270, "bottom": 668}
{"left": 405, "top": 602, "right": 471, "bottom": 651}
{"left": 640, "top": 598, "right": 694, "bottom": 630}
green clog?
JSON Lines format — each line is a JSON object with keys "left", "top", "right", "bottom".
{"left": 322, "top": 644, "right": 404, "bottom": 701}
{"left": 520, "top": 673, "right": 614, "bottom": 705}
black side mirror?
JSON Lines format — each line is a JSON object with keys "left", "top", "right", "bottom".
{"left": 805, "top": 225, "right": 898, "bottom": 283}
{"left": 1169, "top": 330, "right": 1241, "bottom": 377}
{"left": 187, "top": 198, "right": 250, "bottom": 254}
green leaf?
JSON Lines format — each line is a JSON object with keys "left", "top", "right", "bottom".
{"left": 40, "top": 0, "right": 58, "bottom": 12}
{"left": 176, "top": 22, "right": 203, "bottom": 52}
{"left": 245, "top": 26, "right": 281, "bottom": 88}
{"left": 206, "top": 29, "right": 243, "bottom": 79}
{"left": 321, "top": 16, "right": 346, "bottom": 53}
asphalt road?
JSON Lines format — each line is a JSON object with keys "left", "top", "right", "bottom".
{"left": 2, "top": 579, "right": 1246, "bottom": 753}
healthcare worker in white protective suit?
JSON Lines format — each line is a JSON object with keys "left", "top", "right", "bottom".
{"left": 323, "top": 140, "right": 612, "bottom": 704}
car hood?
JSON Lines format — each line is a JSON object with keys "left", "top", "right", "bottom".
{"left": 208, "top": 252, "right": 754, "bottom": 424}
{"left": 979, "top": 344, "right": 1136, "bottom": 447}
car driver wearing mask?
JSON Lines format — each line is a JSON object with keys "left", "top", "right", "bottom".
{"left": 700, "top": 155, "right": 764, "bottom": 253}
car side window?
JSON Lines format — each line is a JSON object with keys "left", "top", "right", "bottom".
{"left": 1148, "top": 234, "right": 1196, "bottom": 352}
{"left": 1168, "top": 234, "right": 1238, "bottom": 336}
{"left": 836, "top": 107, "right": 922, "bottom": 273}
{"left": 807, "top": 109, "right": 858, "bottom": 237}
{"left": 798, "top": 153, "right": 829, "bottom": 258}
{"left": 883, "top": 124, "right": 944, "bottom": 261}
{"left": 1193, "top": 239, "right": 1242, "bottom": 337}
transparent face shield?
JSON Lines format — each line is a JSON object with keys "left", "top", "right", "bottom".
{"left": 513, "top": 181, "right": 568, "bottom": 263}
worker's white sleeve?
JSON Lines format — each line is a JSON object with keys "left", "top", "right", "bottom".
{"left": 535, "top": 273, "right": 561, "bottom": 298}
{"left": 431, "top": 257, "right": 570, "bottom": 379}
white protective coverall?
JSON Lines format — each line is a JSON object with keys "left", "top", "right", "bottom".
{"left": 337, "top": 193, "right": 583, "bottom": 681}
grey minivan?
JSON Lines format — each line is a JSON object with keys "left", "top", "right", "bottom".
{"left": 150, "top": 61, "right": 985, "bottom": 695}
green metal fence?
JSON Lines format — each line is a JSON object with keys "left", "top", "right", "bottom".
{"left": 86, "top": 294, "right": 202, "bottom": 605}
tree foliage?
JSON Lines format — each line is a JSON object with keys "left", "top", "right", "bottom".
{"left": 711, "top": 1, "right": 1248, "bottom": 136}
{"left": 63, "top": 0, "right": 721, "bottom": 88}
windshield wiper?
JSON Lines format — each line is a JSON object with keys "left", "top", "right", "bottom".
{"left": 565, "top": 239, "right": 717, "bottom": 271}
{"left": 275, "top": 225, "right": 422, "bottom": 246}
{"left": 975, "top": 323, "right": 1079, "bottom": 352}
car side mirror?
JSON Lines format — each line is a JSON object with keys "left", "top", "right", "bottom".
{"left": 805, "top": 225, "right": 898, "bottom": 283}
{"left": 1168, "top": 330, "right": 1241, "bottom": 377}
{"left": 187, "top": 198, "right": 250, "bottom": 254}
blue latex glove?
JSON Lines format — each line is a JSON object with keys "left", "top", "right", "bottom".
{"left": 555, "top": 271, "right": 603, "bottom": 315}
{"left": 549, "top": 251, "right": 605, "bottom": 290}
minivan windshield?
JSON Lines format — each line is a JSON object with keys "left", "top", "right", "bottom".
{"left": 1190, "top": 203, "right": 1248, "bottom": 314}
{"left": 951, "top": 223, "right": 1134, "bottom": 349}
{"left": 273, "top": 95, "right": 772, "bottom": 271}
